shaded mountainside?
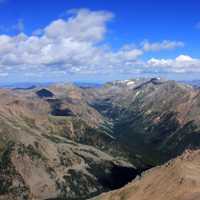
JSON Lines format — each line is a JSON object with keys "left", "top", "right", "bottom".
{"left": 92, "top": 149, "right": 200, "bottom": 200}
{"left": 89, "top": 78, "right": 200, "bottom": 165}
{"left": 0, "top": 79, "right": 200, "bottom": 199}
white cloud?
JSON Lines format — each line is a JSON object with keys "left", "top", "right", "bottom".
{"left": 44, "top": 9, "right": 113, "bottom": 43}
{"left": 0, "top": 8, "right": 197, "bottom": 79}
{"left": 147, "top": 55, "right": 200, "bottom": 73}
{"left": 142, "top": 40, "right": 184, "bottom": 51}
{"left": 0, "top": 9, "right": 143, "bottom": 75}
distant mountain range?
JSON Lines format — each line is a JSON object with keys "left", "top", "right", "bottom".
{"left": 0, "top": 79, "right": 200, "bottom": 90}
{"left": 180, "top": 80, "right": 200, "bottom": 88}
{"left": 0, "top": 81, "right": 103, "bottom": 89}
{"left": 0, "top": 82, "right": 55, "bottom": 89}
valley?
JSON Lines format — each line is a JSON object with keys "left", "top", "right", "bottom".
{"left": 0, "top": 78, "right": 200, "bottom": 199}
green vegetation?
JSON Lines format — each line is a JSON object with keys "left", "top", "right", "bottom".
{"left": 0, "top": 141, "right": 15, "bottom": 194}
{"left": 17, "top": 144, "right": 46, "bottom": 161}
{"left": 0, "top": 141, "right": 15, "bottom": 169}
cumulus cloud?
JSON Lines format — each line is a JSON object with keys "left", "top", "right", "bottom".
{"left": 0, "top": 8, "right": 197, "bottom": 79}
{"left": 147, "top": 55, "right": 200, "bottom": 73}
{"left": 0, "top": 9, "right": 144, "bottom": 75}
{"left": 44, "top": 9, "right": 113, "bottom": 43}
{"left": 142, "top": 40, "right": 184, "bottom": 51}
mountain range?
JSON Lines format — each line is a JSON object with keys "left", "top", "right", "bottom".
{"left": 0, "top": 78, "right": 200, "bottom": 199}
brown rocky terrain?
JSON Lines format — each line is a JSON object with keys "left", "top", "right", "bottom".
{"left": 92, "top": 149, "right": 200, "bottom": 200}
{"left": 89, "top": 78, "right": 200, "bottom": 165}
{"left": 0, "top": 83, "right": 136, "bottom": 200}
{"left": 0, "top": 135, "right": 135, "bottom": 200}
{"left": 1, "top": 78, "right": 200, "bottom": 199}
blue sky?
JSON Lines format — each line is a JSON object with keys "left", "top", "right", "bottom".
{"left": 0, "top": 0, "right": 200, "bottom": 83}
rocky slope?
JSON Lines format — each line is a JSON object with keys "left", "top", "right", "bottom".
{"left": 92, "top": 149, "right": 200, "bottom": 200}
{"left": 89, "top": 78, "right": 200, "bottom": 166}
{"left": 0, "top": 84, "right": 136, "bottom": 200}
{"left": 0, "top": 134, "right": 135, "bottom": 200}
{"left": 1, "top": 78, "right": 200, "bottom": 199}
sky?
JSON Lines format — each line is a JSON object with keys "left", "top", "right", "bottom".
{"left": 0, "top": 0, "right": 200, "bottom": 83}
